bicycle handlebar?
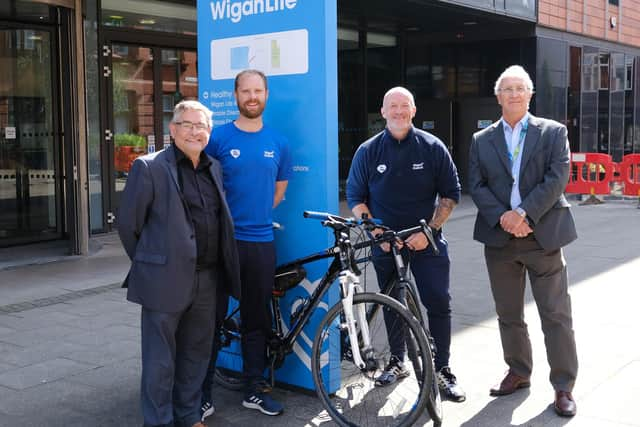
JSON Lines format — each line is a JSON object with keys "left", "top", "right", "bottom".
{"left": 303, "top": 211, "right": 440, "bottom": 255}
{"left": 303, "top": 211, "right": 383, "bottom": 227}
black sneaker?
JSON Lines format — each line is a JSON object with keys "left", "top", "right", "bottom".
{"left": 242, "top": 391, "right": 284, "bottom": 416}
{"left": 375, "top": 356, "right": 410, "bottom": 387}
{"left": 200, "top": 400, "right": 215, "bottom": 421}
{"left": 437, "top": 366, "right": 466, "bottom": 402}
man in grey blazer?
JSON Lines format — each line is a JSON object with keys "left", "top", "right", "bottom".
{"left": 468, "top": 65, "right": 578, "bottom": 417}
{"left": 119, "top": 100, "right": 241, "bottom": 427}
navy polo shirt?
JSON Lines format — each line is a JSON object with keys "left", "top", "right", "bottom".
{"left": 346, "top": 127, "right": 461, "bottom": 232}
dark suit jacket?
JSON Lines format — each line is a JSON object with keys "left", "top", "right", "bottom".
{"left": 468, "top": 114, "right": 577, "bottom": 251}
{"left": 118, "top": 145, "right": 241, "bottom": 313}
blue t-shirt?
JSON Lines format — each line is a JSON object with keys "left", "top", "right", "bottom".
{"left": 346, "top": 127, "right": 461, "bottom": 232}
{"left": 206, "top": 122, "right": 291, "bottom": 242}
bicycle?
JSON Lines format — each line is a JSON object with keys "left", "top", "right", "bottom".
{"left": 214, "top": 212, "right": 440, "bottom": 426}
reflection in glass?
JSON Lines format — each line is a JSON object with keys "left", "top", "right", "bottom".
{"left": 581, "top": 48, "right": 599, "bottom": 153}
{"left": 338, "top": 28, "right": 363, "bottom": 191}
{"left": 0, "top": 29, "right": 58, "bottom": 244}
{"left": 610, "top": 53, "right": 625, "bottom": 162}
{"left": 161, "top": 49, "right": 198, "bottom": 147}
{"left": 101, "top": 0, "right": 196, "bottom": 35}
{"left": 112, "top": 45, "right": 154, "bottom": 198}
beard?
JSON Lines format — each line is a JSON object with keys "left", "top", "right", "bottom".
{"left": 237, "top": 101, "right": 265, "bottom": 119}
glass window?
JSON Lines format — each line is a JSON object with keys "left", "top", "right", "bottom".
{"left": 536, "top": 38, "right": 568, "bottom": 124}
{"left": 610, "top": 53, "right": 625, "bottom": 162}
{"left": 581, "top": 48, "right": 599, "bottom": 153}
{"left": 101, "top": 0, "right": 196, "bottom": 35}
{"left": 338, "top": 27, "right": 363, "bottom": 192}
{"left": 84, "top": 0, "right": 103, "bottom": 232}
{"left": 599, "top": 54, "right": 610, "bottom": 90}
{"left": 366, "top": 31, "right": 400, "bottom": 137}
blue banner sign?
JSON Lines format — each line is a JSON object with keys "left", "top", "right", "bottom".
{"left": 197, "top": 0, "right": 338, "bottom": 391}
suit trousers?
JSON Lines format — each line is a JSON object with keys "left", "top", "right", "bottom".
{"left": 484, "top": 235, "right": 578, "bottom": 392}
{"left": 140, "top": 268, "right": 218, "bottom": 427}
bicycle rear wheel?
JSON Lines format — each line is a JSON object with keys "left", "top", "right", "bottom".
{"left": 405, "top": 287, "right": 443, "bottom": 426}
{"left": 311, "top": 292, "right": 431, "bottom": 427}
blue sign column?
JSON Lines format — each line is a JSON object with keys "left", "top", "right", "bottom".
{"left": 197, "top": 0, "right": 338, "bottom": 391}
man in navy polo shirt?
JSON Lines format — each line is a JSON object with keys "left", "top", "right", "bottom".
{"left": 346, "top": 86, "right": 466, "bottom": 402}
{"left": 201, "top": 69, "right": 291, "bottom": 419}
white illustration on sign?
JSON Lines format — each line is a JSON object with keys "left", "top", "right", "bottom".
{"left": 211, "top": 29, "right": 308, "bottom": 80}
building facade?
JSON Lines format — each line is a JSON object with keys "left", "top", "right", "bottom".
{"left": 1, "top": 0, "right": 640, "bottom": 252}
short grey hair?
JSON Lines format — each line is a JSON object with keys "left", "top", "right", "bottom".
{"left": 172, "top": 100, "right": 213, "bottom": 129}
{"left": 494, "top": 65, "right": 535, "bottom": 95}
{"left": 382, "top": 86, "right": 416, "bottom": 107}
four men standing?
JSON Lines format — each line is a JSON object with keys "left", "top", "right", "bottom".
{"left": 120, "top": 64, "right": 578, "bottom": 425}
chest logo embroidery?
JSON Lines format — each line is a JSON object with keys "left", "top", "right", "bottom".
{"left": 377, "top": 164, "right": 387, "bottom": 173}
{"left": 230, "top": 149, "right": 240, "bottom": 158}
{"left": 264, "top": 150, "right": 275, "bottom": 158}
{"left": 412, "top": 162, "right": 424, "bottom": 170}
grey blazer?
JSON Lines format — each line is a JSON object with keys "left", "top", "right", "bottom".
{"left": 468, "top": 114, "right": 577, "bottom": 251}
{"left": 118, "top": 145, "right": 241, "bottom": 313}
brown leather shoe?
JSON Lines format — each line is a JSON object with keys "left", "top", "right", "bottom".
{"left": 489, "top": 371, "right": 531, "bottom": 396}
{"left": 554, "top": 391, "right": 577, "bottom": 417}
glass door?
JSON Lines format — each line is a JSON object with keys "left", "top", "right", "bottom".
{"left": 103, "top": 42, "right": 197, "bottom": 229}
{"left": 0, "top": 26, "right": 61, "bottom": 245}
{"left": 109, "top": 44, "right": 155, "bottom": 213}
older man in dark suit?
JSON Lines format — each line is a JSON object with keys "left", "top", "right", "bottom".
{"left": 468, "top": 65, "right": 578, "bottom": 417}
{"left": 118, "top": 100, "right": 241, "bottom": 427}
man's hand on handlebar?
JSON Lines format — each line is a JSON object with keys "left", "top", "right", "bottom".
{"left": 405, "top": 231, "right": 429, "bottom": 251}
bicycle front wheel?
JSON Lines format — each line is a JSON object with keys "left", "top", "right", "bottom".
{"left": 405, "top": 286, "right": 443, "bottom": 426}
{"left": 311, "top": 292, "right": 432, "bottom": 427}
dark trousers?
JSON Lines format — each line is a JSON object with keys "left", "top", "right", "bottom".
{"left": 484, "top": 236, "right": 578, "bottom": 392}
{"left": 373, "top": 248, "right": 452, "bottom": 370}
{"left": 201, "top": 293, "right": 229, "bottom": 402}
{"left": 237, "top": 240, "right": 276, "bottom": 388}
{"left": 140, "top": 268, "right": 217, "bottom": 427}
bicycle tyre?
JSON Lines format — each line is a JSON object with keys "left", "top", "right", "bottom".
{"left": 213, "top": 367, "right": 245, "bottom": 391}
{"left": 405, "top": 283, "right": 444, "bottom": 426}
{"left": 311, "top": 292, "right": 432, "bottom": 427}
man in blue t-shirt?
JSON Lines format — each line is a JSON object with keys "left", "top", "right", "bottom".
{"left": 200, "top": 70, "right": 291, "bottom": 419}
{"left": 346, "top": 87, "right": 466, "bottom": 402}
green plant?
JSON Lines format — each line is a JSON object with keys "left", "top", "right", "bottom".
{"left": 114, "top": 133, "right": 147, "bottom": 148}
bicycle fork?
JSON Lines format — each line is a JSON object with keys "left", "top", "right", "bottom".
{"left": 339, "top": 270, "right": 374, "bottom": 370}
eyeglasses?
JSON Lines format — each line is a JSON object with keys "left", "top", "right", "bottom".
{"left": 498, "top": 86, "right": 529, "bottom": 95}
{"left": 175, "top": 121, "right": 209, "bottom": 132}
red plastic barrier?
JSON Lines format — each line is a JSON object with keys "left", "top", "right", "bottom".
{"left": 619, "top": 154, "right": 640, "bottom": 197}
{"left": 566, "top": 152, "right": 616, "bottom": 195}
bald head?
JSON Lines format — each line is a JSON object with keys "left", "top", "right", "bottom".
{"left": 382, "top": 87, "right": 415, "bottom": 109}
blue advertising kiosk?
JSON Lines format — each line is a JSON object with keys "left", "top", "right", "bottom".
{"left": 197, "top": 0, "right": 338, "bottom": 390}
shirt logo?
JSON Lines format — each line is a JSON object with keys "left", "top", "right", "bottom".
{"left": 264, "top": 150, "right": 274, "bottom": 158}
{"left": 377, "top": 164, "right": 387, "bottom": 174}
{"left": 412, "top": 162, "right": 424, "bottom": 170}
{"left": 230, "top": 149, "right": 240, "bottom": 158}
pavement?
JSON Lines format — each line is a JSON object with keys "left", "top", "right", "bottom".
{"left": 0, "top": 195, "right": 639, "bottom": 426}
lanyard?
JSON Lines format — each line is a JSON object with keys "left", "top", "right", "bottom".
{"left": 507, "top": 121, "right": 528, "bottom": 170}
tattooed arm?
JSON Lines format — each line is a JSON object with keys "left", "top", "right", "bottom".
{"left": 428, "top": 197, "right": 457, "bottom": 231}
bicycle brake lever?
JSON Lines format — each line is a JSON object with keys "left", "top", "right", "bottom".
{"left": 419, "top": 219, "right": 440, "bottom": 255}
